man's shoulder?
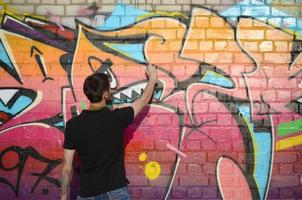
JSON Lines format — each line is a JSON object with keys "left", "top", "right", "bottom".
{"left": 66, "top": 114, "right": 82, "bottom": 126}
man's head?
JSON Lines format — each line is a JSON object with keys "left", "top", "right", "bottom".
{"left": 83, "top": 73, "right": 111, "bottom": 104}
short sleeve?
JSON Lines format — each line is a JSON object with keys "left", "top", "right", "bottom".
{"left": 113, "top": 106, "right": 134, "bottom": 128}
{"left": 63, "top": 122, "right": 75, "bottom": 150}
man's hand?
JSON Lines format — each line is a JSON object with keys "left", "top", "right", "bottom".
{"left": 146, "top": 64, "right": 158, "bottom": 83}
{"left": 61, "top": 193, "right": 68, "bottom": 200}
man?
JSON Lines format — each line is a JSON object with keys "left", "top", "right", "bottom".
{"left": 61, "top": 64, "right": 158, "bottom": 200}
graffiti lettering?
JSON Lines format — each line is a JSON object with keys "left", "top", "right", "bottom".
{"left": 0, "top": 146, "right": 61, "bottom": 196}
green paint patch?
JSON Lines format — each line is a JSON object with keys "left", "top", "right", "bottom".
{"left": 277, "top": 119, "right": 302, "bottom": 136}
{"left": 80, "top": 101, "right": 86, "bottom": 110}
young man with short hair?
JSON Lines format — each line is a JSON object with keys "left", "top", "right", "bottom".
{"left": 61, "top": 65, "right": 158, "bottom": 200}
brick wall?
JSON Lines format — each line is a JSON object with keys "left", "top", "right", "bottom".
{"left": 0, "top": 0, "right": 302, "bottom": 199}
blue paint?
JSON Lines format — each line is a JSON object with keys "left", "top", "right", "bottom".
{"left": 201, "top": 71, "right": 234, "bottom": 88}
{"left": 112, "top": 97, "right": 132, "bottom": 104}
{"left": 0, "top": 40, "right": 15, "bottom": 72}
{"left": 97, "top": 3, "right": 149, "bottom": 30}
{"left": 237, "top": 105, "right": 272, "bottom": 200}
{"left": 0, "top": 96, "right": 33, "bottom": 115}
{"left": 54, "top": 121, "right": 64, "bottom": 128}
{"left": 98, "top": 4, "right": 148, "bottom": 63}
{"left": 153, "top": 89, "right": 162, "bottom": 100}
{"left": 221, "top": 0, "right": 302, "bottom": 38}
{"left": 104, "top": 43, "right": 146, "bottom": 63}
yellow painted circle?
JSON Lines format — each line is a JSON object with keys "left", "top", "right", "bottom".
{"left": 139, "top": 152, "right": 148, "bottom": 162}
{"left": 145, "top": 161, "right": 161, "bottom": 180}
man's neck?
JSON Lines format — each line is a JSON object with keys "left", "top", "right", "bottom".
{"left": 89, "top": 101, "right": 106, "bottom": 110}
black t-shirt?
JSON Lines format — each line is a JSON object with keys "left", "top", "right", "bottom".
{"left": 63, "top": 106, "right": 134, "bottom": 197}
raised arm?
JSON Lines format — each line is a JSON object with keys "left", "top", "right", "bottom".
{"left": 131, "top": 64, "right": 158, "bottom": 118}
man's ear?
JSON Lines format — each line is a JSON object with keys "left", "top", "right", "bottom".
{"left": 102, "top": 91, "right": 108, "bottom": 100}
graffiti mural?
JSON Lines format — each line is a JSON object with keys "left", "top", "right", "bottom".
{"left": 0, "top": 1, "right": 302, "bottom": 199}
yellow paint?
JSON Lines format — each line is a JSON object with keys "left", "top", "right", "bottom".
{"left": 0, "top": 2, "right": 45, "bottom": 22}
{"left": 139, "top": 152, "right": 147, "bottom": 162}
{"left": 276, "top": 135, "right": 302, "bottom": 151}
{"left": 144, "top": 161, "right": 160, "bottom": 180}
{"left": 137, "top": 11, "right": 188, "bottom": 21}
{"left": 241, "top": 113, "right": 260, "bottom": 189}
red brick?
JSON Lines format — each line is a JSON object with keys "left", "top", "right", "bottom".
{"left": 280, "top": 188, "right": 295, "bottom": 199}
{"left": 127, "top": 175, "right": 147, "bottom": 186}
{"left": 175, "top": 164, "right": 187, "bottom": 175}
{"left": 201, "top": 139, "right": 216, "bottom": 151}
{"left": 267, "top": 188, "right": 279, "bottom": 199}
{"left": 203, "top": 163, "right": 216, "bottom": 175}
{"left": 129, "top": 187, "right": 141, "bottom": 198}
{"left": 269, "top": 78, "right": 297, "bottom": 89}
{"left": 125, "top": 152, "right": 141, "bottom": 162}
{"left": 149, "top": 175, "right": 171, "bottom": 187}
{"left": 149, "top": 151, "right": 176, "bottom": 162}
{"left": 294, "top": 164, "right": 302, "bottom": 174}
{"left": 184, "top": 140, "right": 201, "bottom": 151}
{"left": 208, "top": 175, "right": 218, "bottom": 186}
{"left": 279, "top": 164, "right": 294, "bottom": 175}
{"left": 272, "top": 164, "right": 279, "bottom": 176}
{"left": 216, "top": 114, "right": 232, "bottom": 126}
{"left": 156, "top": 187, "right": 166, "bottom": 199}
{"left": 234, "top": 52, "right": 257, "bottom": 63}
{"left": 216, "top": 141, "right": 232, "bottom": 151}
{"left": 179, "top": 175, "right": 208, "bottom": 186}
{"left": 208, "top": 102, "right": 228, "bottom": 112}
{"left": 203, "top": 187, "right": 218, "bottom": 199}
{"left": 232, "top": 140, "right": 245, "bottom": 152}
{"left": 274, "top": 152, "right": 297, "bottom": 163}
{"left": 270, "top": 175, "right": 300, "bottom": 187}
{"left": 139, "top": 140, "right": 154, "bottom": 150}
{"left": 187, "top": 164, "right": 203, "bottom": 175}
{"left": 184, "top": 152, "right": 207, "bottom": 164}
{"left": 172, "top": 187, "right": 186, "bottom": 199}
{"left": 277, "top": 90, "right": 291, "bottom": 101}
{"left": 187, "top": 187, "right": 202, "bottom": 198}
{"left": 141, "top": 187, "right": 156, "bottom": 198}
{"left": 160, "top": 163, "right": 173, "bottom": 175}
{"left": 295, "top": 188, "right": 302, "bottom": 198}
{"left": 126, "top": 164, "right": 141, "bottom": 175}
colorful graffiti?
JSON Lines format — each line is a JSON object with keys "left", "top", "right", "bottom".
{"left": 0, "top": 1, "right": 302, "bottom": 199}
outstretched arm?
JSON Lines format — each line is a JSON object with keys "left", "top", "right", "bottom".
{"left": 112, "top": 64, "right": 158, "bottom": 118}
{"left": 61, "top": 149, "right": 75, "bottom": 200}
{"left": 131, "top": 64, "right": 158, "bottom": 118}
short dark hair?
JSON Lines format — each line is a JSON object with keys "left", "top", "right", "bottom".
{"left": 83, "top": 73, "right": 110, "bottom": 103}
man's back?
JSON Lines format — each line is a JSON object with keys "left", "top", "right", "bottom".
{"left": 61, "top": 65, "right": 157, "bottom": 200}
{"left": 64, "top": 106, "right": 134, "bottom": 197}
